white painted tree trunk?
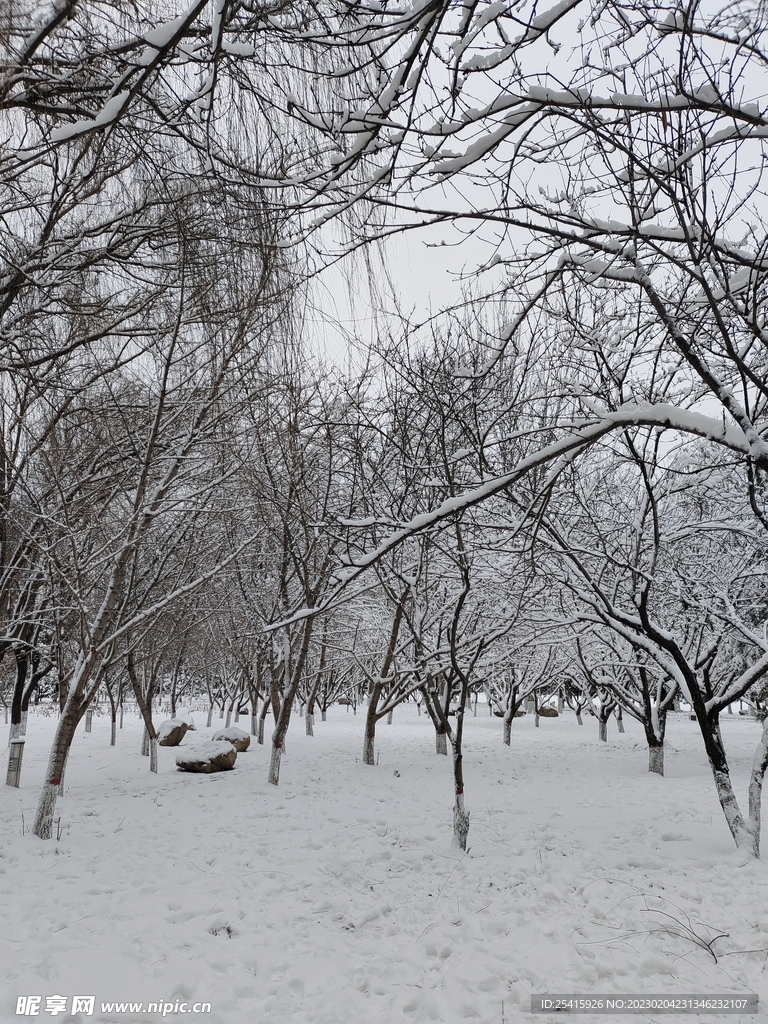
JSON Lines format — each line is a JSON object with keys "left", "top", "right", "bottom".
{"left": 616, "top": 707, "right": 625, "bottom": 733}
{"left": 648, "top": 743, "right": 664, "bottom": 776}
{"left": 225, "top": 708, "right": 232, "bottom": 728}
{"left": 452, "top": 792, "right": 470, "bottom": 850}
{"left": 306, "top": 711, "right": 314, "bottom": 736}
{"left": 206, "top": 705, "right": 214, "bottom": 728}
{"left": 713, "top": 766, "right": 757, "bottom": 855}
{"left": 576, "top": 711, "right": 583, "bottom": 725}
{"left": 268, "top": 742, "right": 282, "bottom": 785}
{"left": 21, "top": 710, "right": 28, "bottom": 735}
{"left": 149, "top": 737, "right": 158, "bottom": 774}
{"left": 141, "top": 726, "right": 149, "bottom": 755}
{"left": 321, "top": 709, "right": 326, "bottom": 721}
{"left": 599, "top": 719, "right": 607, "bottom": 742}
{"left": 503, "top": 716, "right": 512, "bottom": 746}
{"left": 387, "top": 709, "right": 393, "bottom": 724}
{"left": 436, "top": 730, "right": 447, "bottom": 755}
{"left": 747, "top": 718, "right": 768, "bottom": 858}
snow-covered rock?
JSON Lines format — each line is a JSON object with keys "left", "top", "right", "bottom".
{"left": 212, "top": 726, "right": 250, "bottom": 752}
{"left": 157, "top": 720, "right": 189, "bottom": 746}
{"left": 177, "top": 708, "right": 197, "bottom": 730}
{"left": 175, "top": 741, "right": 237, "bottom": 773}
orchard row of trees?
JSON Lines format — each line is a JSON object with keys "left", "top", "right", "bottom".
{"left": 2, "top": 0, "right": 768, "bottom": 855}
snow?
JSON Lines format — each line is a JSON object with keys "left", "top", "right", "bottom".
{"left": 50, "top": 92, "right": 131, "bottom": 142}
{"left": 1, "top": 707, "right": 767, "bottom": 1022}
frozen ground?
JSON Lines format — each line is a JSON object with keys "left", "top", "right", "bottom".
{"left": 1, "top": 706, "right": 767, "bottom": 1024}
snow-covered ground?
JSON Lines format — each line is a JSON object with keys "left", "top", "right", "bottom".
{"left": 2, "top": 707, "right": 767, "bottom": 1024}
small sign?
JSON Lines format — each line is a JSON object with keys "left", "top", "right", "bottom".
{"left": 6, "top": 738, "right": 25, "bottom": 787}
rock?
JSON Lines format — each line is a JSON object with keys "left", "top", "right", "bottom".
{"left": 157, "top": 720, "right": 189, "bottom": 746}
{"left": 177, "top": 708, "right": 197, "bottom": 730}
{"left": 537, "top": 706, "right": 559, "bottom": 718}
{"left": 212, "top": 726, "right": 250, "bottom": 752}
{"left": 175, "top": 741, "right": 237, "bottom": 773}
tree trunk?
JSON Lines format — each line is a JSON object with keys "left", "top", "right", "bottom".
{"left": 32, "top": 702, "right": 79, "bottom": 839}
{"left": 141, "top": 726, "right": 149, "bottom": 755}
{"left": 503, "top": 715, "right": 512, "bottom": 746}
{"left": 363, "top": 692, "right": 379, "bottom": 766}
{"left": 306, "top": 711, "right": 314, "bottom": 736}
{"left": 436, "top": 728, "right": 448, "bottom": 755}
{"left": 363, "top": 730, "right": 374, "bottom": 765}
{"left": 576, "top": 711, "right": 583, "bottom": 725}
{"left": 648, "top": 742, "right": 664, "bottom": 776}
{"left": 321, "top": 708, "right": 327, "bottom": 721}
{"left": 616, "top": 706, "right": 625, "bottom": 733}
{"left": 149, "top": 736, "right": 158, "bottom": 774}
{"left": 268, "top": 738, "right": 284, "bottom": 785}
{"left": 453, "top": 791, "right": 470, "bottom": 851}
{"left": 387, "top": 708, "right": 393, "bottom": 725}
{"left": 599, "top": 718, "right": 607, "bottom": 742}
{"left": 206, "top": 704, "right": 214, "bottom": 728}
{"left": 746, "top": 717, "right": 768, "bottom": 857}
{"left": 251, "top": 709, "right": 257, "bottom": 736}
{"left": 110, "top": 713, "right": 117, "bottom": 747}
{"left": 693, "top": 708, "right": 756, "bottom": 853}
